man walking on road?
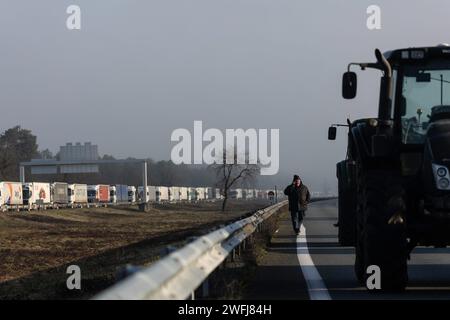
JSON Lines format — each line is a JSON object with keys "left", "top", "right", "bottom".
{"left": 284, "top": 175, "right": 311, "bottom": 235}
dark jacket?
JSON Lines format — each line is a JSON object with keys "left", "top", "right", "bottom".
{"left": 284, "top": 183, "right": 311, "bottom": 211}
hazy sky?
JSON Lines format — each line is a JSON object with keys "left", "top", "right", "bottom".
{"left": 1, "top": 1, "right": 449, "bottom": 191}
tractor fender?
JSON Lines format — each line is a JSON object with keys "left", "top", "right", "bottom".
{"left": 351, "top": 122, "right": 371, "bottom": 161}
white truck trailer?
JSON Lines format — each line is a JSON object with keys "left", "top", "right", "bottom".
{"left": 51, "top": 182, "right": 69, "bottom": 206}
{"left": 156, "top": 186, "right": 169, "bottom": 202}
{"left": 68, "top": 184, "right": 88, "bottom": 206}
{"left": 178, "top": 187, "right": 189, "bottom": 201}
{"left": 0, "top": 182, "right": 23, "bottom": 210}
{"left": 23, "top": 182, "right": 51, "bottom": 208}
{"left": 189, "top": 187, "right": 197, "bottom": 201}
{"left": 245, "top": 189, "right": 255, "bottom": 200}
{"left": 213, "top": 188, "right": 222, "bottom": 200}
{"left": 195, "top": 187, "right": 206, "bottom": 201}
{"left": 230, "top": 188, "right": 243, "bottom": 199}
{"left": 169, "top": 187, "right": 181, "bottom": 201}
{"left": 205, "top": 187, "right": 213, "bottom": 200}
{"left": 138, "top": 186, "right": 157, "bottom": 202}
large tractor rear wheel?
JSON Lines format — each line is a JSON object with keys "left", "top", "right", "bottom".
{"left": 355, "top": 170, "right": 408, "bottom": 292}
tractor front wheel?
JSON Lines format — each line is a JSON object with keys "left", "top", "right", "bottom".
{"left": 355, "top": 170, "right": 408, "bottom": 292}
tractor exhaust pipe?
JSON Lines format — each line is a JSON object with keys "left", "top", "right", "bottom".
{"left": 375, "top": 48, "right": 393, "bottom": 121}
{"left": 375, "top": 48, "right": 392, "bottom": 78}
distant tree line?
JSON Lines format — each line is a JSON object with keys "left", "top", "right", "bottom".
{"left": 0, "top": 126, "right": 39, "bottom": 180}
{"left": 29, "top": 157, "right": 221, "bottom": 188}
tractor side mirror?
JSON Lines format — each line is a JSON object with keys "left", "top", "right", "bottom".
{"left": 342, "top": 71, "right": 357, "bottom": 99}
{"left": 328, "top": 126, "right": 337, "bottom": 140}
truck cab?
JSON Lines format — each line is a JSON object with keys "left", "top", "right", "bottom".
{"left": 110, "top": 186, "right": 117, "bottom": 203}
{"left": 22, "top": 183, "right": 33, "bottom": 205}
{"left": 127, "top": 186, "right": 136, "bottom": 203}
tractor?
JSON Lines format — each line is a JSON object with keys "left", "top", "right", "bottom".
{"left": 329, "top": 44, "right": 450, "bottom": 291}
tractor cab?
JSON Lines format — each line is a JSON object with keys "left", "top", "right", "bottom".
{"left": 333, "top": 44, "right": 450, "bottom": 191}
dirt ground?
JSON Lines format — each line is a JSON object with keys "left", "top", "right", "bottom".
{"left": 0, "top": 199, "right": 270, "bottom": 299}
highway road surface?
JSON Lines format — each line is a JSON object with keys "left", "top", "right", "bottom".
{"left": 245, "top": 199, "right": 450, "bottom": 300}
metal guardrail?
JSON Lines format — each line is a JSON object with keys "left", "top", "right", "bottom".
{"left": 94, "top": 197, "right": 336, "bottom": 300}
{"left": 94, "top": 200, "right": 288, "bottom": 300}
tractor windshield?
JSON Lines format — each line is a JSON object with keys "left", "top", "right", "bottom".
{"left": 400, "top": 61, "right": 450, "bottom": 144}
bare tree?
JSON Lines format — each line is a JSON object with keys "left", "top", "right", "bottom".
{"left": 211, "top": 149, "right": 260, "bottom": 212}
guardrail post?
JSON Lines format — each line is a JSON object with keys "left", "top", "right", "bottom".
{"left": 201, "top": 278, "right": 209, "bottom": 298}
{"left": 160, "top": 245, "right": 177, "bottom": 258}
{"left": 116, "top": 264, "right": 141, "bottom": 281}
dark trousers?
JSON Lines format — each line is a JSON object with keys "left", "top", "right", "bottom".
{"left": 290, "top": 210, "right": 305, "bottom": 232}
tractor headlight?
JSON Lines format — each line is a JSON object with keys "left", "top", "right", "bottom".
{"left": 437, "top": 167, "right": 448, "bottom": 177}
{"left": 368, "top": 118, "right": 378, "bottom": 127}
{"left": 432, "top": 164, "right": 450, "bottom": 190}
{"left": 439, "top": 178, "right": 450, "bottom": 189}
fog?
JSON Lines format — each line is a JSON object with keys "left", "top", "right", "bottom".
{"left": 1, "top": 0, "right": 449, "bottom": 191}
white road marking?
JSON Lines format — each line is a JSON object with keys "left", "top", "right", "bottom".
{"left": 273, "top": 246, "right": 343, "bottom": 250}
{"left": 296, "top": 224, "right": 331, "bottom": 300}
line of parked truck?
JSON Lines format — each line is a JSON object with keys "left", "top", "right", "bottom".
{"left": 0, "top": 181, "right": 283, "bottom": 211}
